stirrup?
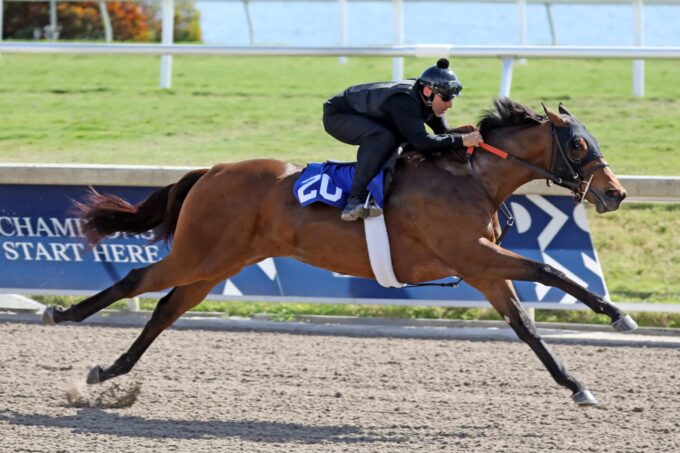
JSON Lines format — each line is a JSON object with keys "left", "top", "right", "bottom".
{"left": 363, "top": 193, "right": 383, "bottom": 218}
{"left": 366, "top": 199, "right": 383, "bottom": 217}
{"left": 341, "top": 197, "right": 367, "bottom": 221}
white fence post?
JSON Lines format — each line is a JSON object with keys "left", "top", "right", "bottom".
{"left": 160, "top": 0, "right": 175, "bottom": 89}
{"left": 392, "top": 0, "right": 404, "bottom": 81}
{"left": 633, "top": 0, "right": 645, "bottom": 97}
{"left": 500, "top": 58, "right": 514, "bottom": 97}
{"left": 127, "top": 297, "right": 140, "bottom": 312}
{"left": 0, "top": 0, "right": 3, "bottom": 59}
{"left": 98, "top": 1, "right": 113, "bottom": 43}
{"left": 243, "top": 0, "right": 255, "bottom": 45}
{"left": 49, "top": 0, "right": 58, "bottom": 40}
{"left": 545, "top": 3, "right": 557, "bottom": 45}
{"left": 518, "top": 0, "right": 527, "bottom": 64}
{"left": 338, "top": 0, "right": 348, "bottom": 64}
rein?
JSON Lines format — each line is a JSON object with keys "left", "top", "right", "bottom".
{"left": 465, "top": 126, "right": 609, "bottom": 204}
{"left": 466, "top": 142, "right": 557, "bottom": 182}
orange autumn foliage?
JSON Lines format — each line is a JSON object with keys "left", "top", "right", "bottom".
{"left": 2, "top": 1, "right": 200, "bottom": 42}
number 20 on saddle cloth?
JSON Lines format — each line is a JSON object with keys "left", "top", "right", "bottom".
{"left": 292, "top": 160, "right": 405, "bottom": 288}
{"left": 293, "top": 161, "right": 386, "bottom": 209}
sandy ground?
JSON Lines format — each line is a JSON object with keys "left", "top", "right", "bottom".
{"left": 1, "top": 320, "right": 679, "bottom": 452}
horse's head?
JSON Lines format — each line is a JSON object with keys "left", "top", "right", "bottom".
{"left": 542, "top": 103, "right": 627, "bottom": 213}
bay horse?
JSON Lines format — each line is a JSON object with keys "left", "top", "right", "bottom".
{"left": 43, "top": 99, "right": 635, "bottom": 406}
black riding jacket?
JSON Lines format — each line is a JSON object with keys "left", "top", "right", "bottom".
{"left": 325, "top": 79, "right": 464, "bottom": 152}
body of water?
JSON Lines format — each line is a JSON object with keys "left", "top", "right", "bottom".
{"left": 196, "top": 1, "right": 680, "bottom": 46}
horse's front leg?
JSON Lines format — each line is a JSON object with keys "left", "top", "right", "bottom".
{"left": 467, "top": 277, "right": 597, "bottom": 406}
{"left": 466, "top": 239, "right": 637, "bottom": 332}
{"left": 536, "top": 262, "right": 637, "bottom": 331}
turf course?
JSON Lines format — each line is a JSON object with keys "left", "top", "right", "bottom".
{"left": 0, "top": 53, "right": 678, "bottom": 313}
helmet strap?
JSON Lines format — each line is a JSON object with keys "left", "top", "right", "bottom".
{"left": 420, "top": 88, "right": 435, "bottom": 107}
{"left": 426, "top": 93, "right": 435, "bottom": 107}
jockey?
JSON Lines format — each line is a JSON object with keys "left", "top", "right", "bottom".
{"left": 323, "top": 58, "right": 484, "bottom": 221}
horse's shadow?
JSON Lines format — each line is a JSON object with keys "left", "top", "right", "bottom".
{"left": 0, "top": 408, "right": 407, "bottom": 444}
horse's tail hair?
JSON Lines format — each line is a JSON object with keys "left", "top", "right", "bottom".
{"left": 74, "top": 168, "right": 209, "bottom": 245}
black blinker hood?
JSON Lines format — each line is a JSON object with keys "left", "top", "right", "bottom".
{"left": 552, "top": 119, "right": 604, "bottom": 183}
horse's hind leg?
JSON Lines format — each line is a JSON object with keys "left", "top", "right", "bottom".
{"left": 43, "top": 266, "right": 147, "bottom": 325}
{"left": 469, "top": 277, "right": 597, "bottom": 406}
{"left": 87, "top": 278, "right": 220, "bottom": 384}
{"left": 44, "top": 256, "right": 195, "bottom": 325}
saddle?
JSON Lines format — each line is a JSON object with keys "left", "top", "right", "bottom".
{"left": 292, "top": 157, "right": 393, "bottom": 210}
{"left": 293, "top": 125, "right": 475, "bottom": 210}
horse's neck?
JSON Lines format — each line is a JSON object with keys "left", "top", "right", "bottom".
{"left": 472, "top": 123, "right": 551, "bottom": 204}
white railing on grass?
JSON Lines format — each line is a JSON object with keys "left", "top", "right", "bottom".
{"left": 2, "top": 41, "right": 680, "bottom": 96}
{"left": 3, "top": 0, "right": 680, "bottom": 94}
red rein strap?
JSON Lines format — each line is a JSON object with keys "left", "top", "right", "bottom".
{"left": 466, "top": 142, "right": 561, "bottom": 184}
{"left": 466, "top": 143, "right": 509, "bottom": 160}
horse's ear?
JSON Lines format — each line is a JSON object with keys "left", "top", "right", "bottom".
{"left": 558, "top": 102, "right": 574, "bottom": 117}
{"left": 542, "top": 103, "right": 567, "bottom": 126}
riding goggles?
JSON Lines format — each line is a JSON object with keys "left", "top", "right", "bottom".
{"left": 434, "top": 83, "right": 462, "bottom": 101}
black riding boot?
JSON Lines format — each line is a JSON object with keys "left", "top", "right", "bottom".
{"left": 342, "top": 140, "right": 391, "bottom": 221}
{"left": 323, "top": 114, "right": 395, "bottom": 221}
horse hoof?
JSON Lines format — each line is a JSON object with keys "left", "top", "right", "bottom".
{"left": 42, "top": 306, "right": 58, "bottom": 326}
{"left": 572, "top": 389, "right": 598, "bottom": 406}
{"left": 612, "top": 315, "right": 638, "bottom": 332}
{"left": 87, "top": 366, "right": 103, "bottom": 385}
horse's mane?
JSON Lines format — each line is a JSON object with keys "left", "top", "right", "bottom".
{"left": 477, "top": 98, "right": 544, "bottom": 135}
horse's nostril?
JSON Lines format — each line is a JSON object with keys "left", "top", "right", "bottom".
{"left": 606, "top": 189, "right": 626, "bottom": 201}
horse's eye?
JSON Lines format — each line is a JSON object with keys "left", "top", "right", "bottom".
{"left": 568, "top": 137, "right": 588, "bottom": 163}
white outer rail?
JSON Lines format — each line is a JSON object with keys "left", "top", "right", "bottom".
{"left": 3, "top": 0, "right": 680, "bottom": 94}
{"left": 3, "top": 42, "right": 680, "bottom": 58}
{"left": 2, "top": 42, "right": 680, "bottom": 97}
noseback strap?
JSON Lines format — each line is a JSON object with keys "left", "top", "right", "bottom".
{"left": 581, "top": 161, "right": 609, "bottom": 178}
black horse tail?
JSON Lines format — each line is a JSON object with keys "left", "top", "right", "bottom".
{"left": 75, "top": 168, "right": 209, "bottom": 245}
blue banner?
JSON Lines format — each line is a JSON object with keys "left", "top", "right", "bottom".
{"left": 0, "top": 184, "right": 608, "bottom": 306}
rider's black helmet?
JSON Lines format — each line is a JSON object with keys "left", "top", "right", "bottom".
{"left": 417, "top": 58, "right": 463, "bottom": 101}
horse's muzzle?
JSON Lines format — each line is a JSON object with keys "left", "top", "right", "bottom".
{"left": 592, "top": 188, "right": 627, "bottom": 213}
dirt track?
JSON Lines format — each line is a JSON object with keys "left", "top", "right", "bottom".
{"left": 1, "top": 321, "right": 679, "bottom": 452}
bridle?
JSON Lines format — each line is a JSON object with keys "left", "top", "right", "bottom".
{"left": 466, "top": 123, "right": 610, "bottom": 204}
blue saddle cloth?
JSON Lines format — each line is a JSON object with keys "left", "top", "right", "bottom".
{"left": 293, "top": 162, "right": 385, "bottom": 209}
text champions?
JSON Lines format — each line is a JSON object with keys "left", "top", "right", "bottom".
{"left": 0, "top": 216, "right": 161, "bottom": 264}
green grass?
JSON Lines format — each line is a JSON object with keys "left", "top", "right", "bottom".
{"left": 2, "top": 53, "right": 679, "bottom": 322}
{"left": 1, "top": 54, "right": 679, "bottom": 173}
{"left": 589, "top": 203, "right": 680, "bottom": 303}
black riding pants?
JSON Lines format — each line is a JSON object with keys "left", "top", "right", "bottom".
{"left": 323, "top": 104, "right": 396, "bottom": 199}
